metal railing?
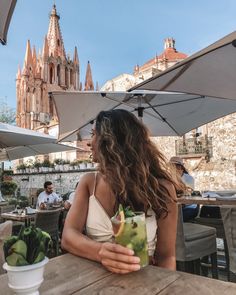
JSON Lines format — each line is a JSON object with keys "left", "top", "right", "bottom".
{"left": 175, "top": 136, "right": 213, "bottom": 158}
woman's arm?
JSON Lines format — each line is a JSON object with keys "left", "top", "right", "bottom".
{"left": 61, "top": 173, "right": 140, "bottom": 274}
{"left": 155, "top": 181, "right": 177, "bottom": 270}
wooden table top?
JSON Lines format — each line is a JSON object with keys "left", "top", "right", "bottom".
{"left": 0, "top": 253, "right": 236, "bottom": 294}
{"left": 1, "top": 212, "right": 36, "bottom": 222}
{"left": 178, "top": 195, "right": 236, "bottom": 206}
{"left": 0, "top": 202, "right": 8, "bottom": 207}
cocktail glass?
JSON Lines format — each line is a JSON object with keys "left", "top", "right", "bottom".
{"left": 111, "top": 211, "right": 149, "bottom": 268}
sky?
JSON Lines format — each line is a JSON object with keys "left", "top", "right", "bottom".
{"left": 1, "top": 0, "right": 236, "bottom": 108}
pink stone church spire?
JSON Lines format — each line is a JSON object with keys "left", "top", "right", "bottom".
{"left": 84, "top": 61, "right": 94, "bottom": 90}
{"left": 24, "top": 40, "right": 33, "bottom": 67}
{"left": 73, "top": 46, "right": 79, "bottom": 65}
{"left": 47, "top": 4, "right": 66, "bottom": 58}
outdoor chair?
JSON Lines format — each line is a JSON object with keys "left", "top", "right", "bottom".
{"left": 194, "top": 207, "right": 230, "bottom": 280}
{"left": 35, "top": 209, "right": 61, "bottom": 257}
{"left": 0, "top": 220, "right": 12, "bottom": 274}
{"left": 176, "top": 205, "right": 218, "bottom": 278}
{"left": 220, "top": 207, "right": 236, "bottom": 282}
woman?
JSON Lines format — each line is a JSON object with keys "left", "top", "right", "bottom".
{"left": 62, "top": 109, "right": 181, "bottom": 274}
{"left": 170, "top": 156, "right": 199, "bottom": 222}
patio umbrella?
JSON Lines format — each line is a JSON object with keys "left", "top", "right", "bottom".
{"left": 133, "top": 31, "right": 236, "bottom": 100}
{"left": 0, "top": 0, "right": 17, "bottom": 45}
{"left": 0, "top": 122, "right": 57, "bottom": 148}
{"left": 0, "top": 122, "right": 79, "bottom": 161}
{"left": 51, "top": 90, "right": 236, "bottom": 141}
{"left": 0, "top": 142, "right": 77, "bottom": 162}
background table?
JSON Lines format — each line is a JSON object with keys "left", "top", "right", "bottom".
{"left": 1, "top": 212, "right": 35, "bottom": 226}
{"left": 178, "top": 196, "right": 236, "bottom": 206}
{"left": 1, "top": 253, "right": 236, "bottom": 294}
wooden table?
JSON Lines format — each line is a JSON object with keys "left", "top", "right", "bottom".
{"left": 0, "top": 202, "right": 8, "bottom": 207}
{"left": 0, "top": 253, "right": 235, "bottom": 294}
{"left": 1, "top": 212, "right": 36, "bottom": 226}
{"left": 178, "top": 196, "right": 236, "bottom": 206}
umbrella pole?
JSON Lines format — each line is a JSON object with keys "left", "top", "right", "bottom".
{"left": 137, "top": 96, "right": 144, "bottom": 122}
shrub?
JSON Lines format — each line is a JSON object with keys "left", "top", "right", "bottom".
{"left": 0, "top": 181, "right": 17, "bottom": 196}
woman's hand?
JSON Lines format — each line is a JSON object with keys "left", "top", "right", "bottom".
{"left": 98, "top": 242, "right": 141, "bottom": 274}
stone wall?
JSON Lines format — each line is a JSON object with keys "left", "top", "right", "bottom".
{"left": 12, "top": 169, "right": 95, "bottom": 204}
{"left": 153, "top": 114, "right": 236, "bottom": 191}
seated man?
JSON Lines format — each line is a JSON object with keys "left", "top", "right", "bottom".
{"left": 36, "top": 181, "right": 61, "bottom": 210}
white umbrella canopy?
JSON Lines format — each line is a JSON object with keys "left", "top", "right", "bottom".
{"left": 0, "top": 143, "right": 77, "bottom": 162}
{"left": 51, "top": 90, "right": 236, "bottom": 141}
{"left": 0, "top": 0, "right": 17, "bottom": 45}
{"left": 134, "top": 31, "right": 236, "bottom": 100}
{"left": 0, "top": 122, "right": 57, "bottom": 148}
{"left": 51, "top": 91, "right": 124, "bottom": 141}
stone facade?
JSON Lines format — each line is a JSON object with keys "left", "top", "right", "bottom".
{"left": 12, "top": 169, "right": 95, "bottom": 204}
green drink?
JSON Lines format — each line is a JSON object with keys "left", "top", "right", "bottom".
{"left": 111, "top": 210, "right": 149, "bottom": 268}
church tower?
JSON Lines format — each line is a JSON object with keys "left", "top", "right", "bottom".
{"left": 84, "top": 61, "right": 94, "bottom": 90}
{"left": 16, "top": 4, "right": 80, "bottom": 129}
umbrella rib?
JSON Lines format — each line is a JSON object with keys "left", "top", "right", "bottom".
{"left": 142, "top": 97, "right": 181, "bottom": 136}
{"left": 145, "top": 95, "right": 205, "bottom": 109}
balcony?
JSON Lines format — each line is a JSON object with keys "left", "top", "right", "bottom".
{"left": 175, "top": 136, "right": 213, "bottom": 159}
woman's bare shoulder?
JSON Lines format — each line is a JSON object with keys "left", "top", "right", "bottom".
{"left": 79, "top": 172, "right": 97, "bottom": 183}
{"left": 159, "top": 178, "right": 177, "bottom": 201}
{"left": 78, "top": 172, "right": 97, "bottom": 194}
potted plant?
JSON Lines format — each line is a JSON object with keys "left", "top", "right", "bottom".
{"left": 16, "top": 163, "right": 26, "bottom": 174}
{"left": 63, "top": 160, "right": 70, "bottom": 171}
{"left": 42, "top": 159, "right": 51, "bottom": 172}
{"left": 0, "top": 181, "right": 17, "bottom": 199}
{"left": 54, "top": 158, "right": 62, "bottom": 171}
{"left": 33, "top": 161, "right": 42, "bottom": 173}
{"left": 3, "top": 225, "right": 51, "bottom": 295}
{"left": 79, "top": 160, "right": 86, "bottom": 170}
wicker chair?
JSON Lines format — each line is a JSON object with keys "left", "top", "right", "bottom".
{"left": 176, "top": 205, "right": 218, "bottom": 278}
{"left": 35, "top": 209, "right": 61, "bottom": 257}
{"left": 220, "top": 207, "right": 236, "bottom": 282}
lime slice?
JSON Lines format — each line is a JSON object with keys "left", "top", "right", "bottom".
{"left": 112, "top": 210, "right": 125, "bottom": 237}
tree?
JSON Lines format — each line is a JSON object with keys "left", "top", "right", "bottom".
{"left": 0, "top": 101, "right": 16, "bottom": 124}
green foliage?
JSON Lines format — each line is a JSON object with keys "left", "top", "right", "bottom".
{"left": 8, "top": 198, "right": 18, "bottom": 206}
{"left": 33, "top": 161, "right": 42, "bottom": 168}
{"left": 16, "top": 164, "right": 26, "bottom": 170}
{"left": 2, "top": 170, "right": 13, "bottom": 176}
{"left": 54, "top": 158, "right": 63, "bottom": 165}
{"left": 17, "top": 196, "right": 29, "bottom": 208}
{"left": 7, "top": 196, "right": 29, "bottom": 208}
{"left": 0, "top": 181, "right": 17, "bottom": 196}
{"left": 42, "top": 159, "right": 51, "bottom": 167}
{"left": 4, "top": 226, "right": 52, "bottom": 266}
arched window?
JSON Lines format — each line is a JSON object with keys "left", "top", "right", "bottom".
{"left": 57, "top": 65, "right": 60, "bottom": 85}
{"left": 49, "top": 63, "right": 54, "bottom": 84}
{"left": 65, "top": 68, "right": 68, "bottom": 87}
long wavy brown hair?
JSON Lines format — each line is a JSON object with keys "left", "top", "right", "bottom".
{"left": 95, "top": 109, "right": 183, "bottom": 219}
